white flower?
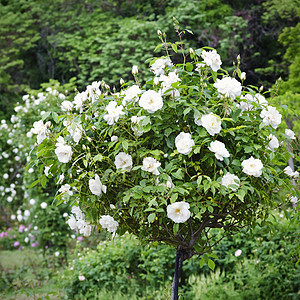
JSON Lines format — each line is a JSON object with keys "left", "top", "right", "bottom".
{"left": 150, "top": 57, "right": 173, "bottom": 76}
{"left": 99, "top": 215, "right": 118, "bottom": 233}
{"left": 235, "top": 249, "right": 242, "bottom": 257}
{"left": 260, "top": 106, "right": 282, "bottom": 129}
{"left": 24, "top": 210, "right": 30, "bottom": 217}
{"left": 221, "top": 173, "right": 240, "bottom": 191}
{"left": 44, "top": 165, "right": 52, "bottom": 177}
{"left": 111, "top": 135, "right": 118, "bottom": 142}
{"left": 3, "top": 173, "right": 9, "bottom": 179}
{"left": 86, "top": 81, "right": 101, "bottom": 102}
{"left": 72, "top": 206, "right": 85, "bottom": 220}
{"left": 40, "top": 202, "right": 47, "bottom": 209}
{"left": 56, "top": 136, "right": 66, "bottom": 148}
{"left": 78, "top": 275, "right": 86, "bottom": 281}
{"left": 141, "top": 157, "right": 161, "bottom": 175}
{"left": 57, "top": 174, "right": 65, "bottom": 184}
{"left": 167, "top": 201, "right": 191, "bottom": 223}
{"left": 17, "top": 215, "right": 23, "bottom": 222}
{"left": 139, "top": 90, "right": 163, "bottom": 113}
{"left": 89, "top": 174, "right": 107, "bottom": 196}
{"left": 208, "top": 141, "right": 230, "bottom": 161}
{"left": 241, "top": 156, "right": 263, "bottom": 177}
{"left": 131, "top": 116, "right": 147, "bottom": 136}
{"left": 132, "top": 65, "right": 138, "bottom": 75}
{"left": 159, "top": 71, "right": 181, "bottom": 95}
{"left": 59, "top": 184, "right": 73, "bottom": 196}
{"left": 31, "top": 120, "right": 51, "bottom": 144}
{"left": 79, "top": 223, "right": 92, "bottom": 236}
{"left": 114, "top": 152, "right": 133, "bottom": 171}
{"left": 285, "top": 129, "right": 296, "bottom": 140}
{"left": 267, "top": 134, "right": 279, "bottom": 151}
{"left": 67, "top": 123, "right": 83, "bottom": 144}
{"left": 54, "top": 251, "right": 60, "bottom": 257}
{"left": 61, "top": 100, "right": 73, "bottom": 111}
{"left": 103, "top": 101, "right": 125, "bottom": 125}
{"left": 73, "top": 91, "right": 87, "bottom": 112}
{"left": 241, "top": 72, "right": 246, "bottom": 80}
{"left": 55, "top": 145, "right": 73, "bottom": 163}
{"left": 30, "top": 199, "right": 36, "bottom": 205}
{"left": 213, "top": 77, "right": 242, "bottom": 99}
{"left": 175, "top": 132, "right": 195, "bottom": 155}
{"left": 67, "top": 215, "right": 77, "bottom": 230}
{"left": 122, "top": 85, "right": 141, "bottom": 104}
{"left": 194, "top": 112, "right": 202, "bottom": 126}
{"left": 284, "top": 166, "right": 299, "bottom": 178}
{"left": 290, "top": 196, "right": 298, "bottom": 204}
{"left": 201, "top": 49, "right": 222, "bottom": 72}
{"left": 254, "top": 93, "right": 268, "bottom": 106}
{"left": 201, "top": 113, "right": 222, "bottom": 136}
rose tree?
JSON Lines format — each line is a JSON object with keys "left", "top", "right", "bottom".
{"left": 30, "top": 38, "right": 298, "bottom": 297}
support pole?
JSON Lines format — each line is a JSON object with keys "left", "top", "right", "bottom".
{"left": 171, "top": 247, "right": 182, "bottom": 300}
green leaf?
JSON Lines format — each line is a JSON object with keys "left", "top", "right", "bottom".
{"left": 40, "top": 175, "right": 47, "bottom": 188}
{"left": 173, "top": 223, "right": 179, "bottom": 235}
{"left": 185, "top": 62, "right": 193, "bottom": 72}
{"left": 170, "top": 193, "right": 178, "bottom": 203}
{"left": 52, "top": 112, "right": 59, "bottom": 123}
{"left": 29, "top": 179, "right": 40, "bottom": 188}
{"left": 148, "top": 213, "right": 156, "bottom": 223}
{"left": 208, "top": 259, "right": 215, "bottom": 271}
{"left": 42, "top": 111, "right": 51, "bottom": 120}
{"left": 171, "top": 43, "right": 178, "bottom": 53}
{"left": 122, "top": 140, "right": 129, "bottom": 151}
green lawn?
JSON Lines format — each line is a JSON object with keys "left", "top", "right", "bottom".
{"left": 0, "top": 249, "right": 63, "bottom": 299}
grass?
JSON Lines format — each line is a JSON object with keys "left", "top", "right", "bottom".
{"left": 0, "top": 249, "right": 64, "bottom": 299}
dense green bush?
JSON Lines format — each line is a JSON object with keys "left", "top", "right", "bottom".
{"left": 60, "top": 212, "right": 299, "bottom": 299}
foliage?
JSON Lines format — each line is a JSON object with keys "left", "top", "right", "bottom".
{"left": 59, "top": 212, "right": 299, "bottom": 299}
{"left": 30, "top": 33, "right": 299, "bottom": 269}
{"left": 0, "top": 79, "right": 78, "bottom": 255}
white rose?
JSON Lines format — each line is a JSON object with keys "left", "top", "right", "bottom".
{"left": 59, "top": 184, "right": 73, "bottom": 196}
{"left": 260, "top": 106, "right": 282, "bottom": 129}
{"left": 122, "top": 85, "right": 141, "bottom": 103}
{"left": 61, "top": 100, "right": 73, "bottom": 111}
{"left": 141, "top": 157, "right": 161, "bottom": 175}
{"left": 71, "top": 206, "right": 85, "bottom": 220}
{"left": 103, "top": 101, "right": 125, "bottom": 125}
{"left": 201, "top": 49, "right": 222, "bottom": 72}
{"left": 89, "top": 174, "right": 107, "bottom": 196}
{"left": 159, "top": 71, "right": 181, "bottom": 95}
{"left": 208, "top": 141, "right": 230, "bottom": 161}
{"left": 284, "top": 166, "right": 299, "bottom": 178}
{"left": 73, "top": 91, "right": 87, "bottom": 112}
{"left": 221, "top": 173, "right": 240, "bottom": 191}
{"left": 213, "top": 77, "right": 242, "bottom": 99}
{"left": 241, "top": 156, "right": 263, "bottom": 177}
{"left": 111, "top": 135, "right": 118, "bottom": 142}
{"left": 67, "top": 215, "right": 77, "bottom": 230}
{"left": 139, "top": 90, "right": 163, "bottom": 113}
{"left": 99, "top": 215, "right": 118, "bottom": 233}
{"left": 131, "top": 116, "right": 147, "bottom": 136}
{"left": 285, "top": 129, "right": 296, "bottom": 140}
{"left": 175, "top": 132, "right": 195, "bottom": 155}
{"left": 167, "top": 201, "right": 191, "bottom": 223}
{"left": 267, "top": 134, "right": 279, "bottom": 151}
{"left": 150, "top": 57, "right": 173, "bottom": 76}
{"left": 201, "top": 113, "right": 222, "bottom": 136}
{"left": 114, "top": 152, "right": 133, "bottom": 171}
{"left": 40, "top": 202, "right": 47, "bottom": 209}
{"left": 132, "top": 65, "right": 138, "bottom": 75}
{"left": 55, "top": 145, "right": 73, "bottom": 163}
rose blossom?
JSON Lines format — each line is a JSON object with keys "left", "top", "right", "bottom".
{"left": 141, "top": 157, "right": 161, "bottom": 175}
{"left": 103, "top": 101, "right": 125, "bottom": 125}
{"left": 167, "top": 201, "right": 191, "bottom": 223}
{"left": 150, "top": 57, "right": 173, "bottom": 76}
{"left": 139, "top": 90, "right": 163, "bottom": 113}
{"left": 241, "top": 156, "right": 263, "bottom": 177}
{"left": 200, "top": 113, "right": 222, "bottom": 136}
{"left": 89, "top": 174, "right": 107, "bottom": 196}
{"left": 267, "top": 134, "right": 279, "bottom": 151}
{"left": 114, "top": 152, "right": 133, "bottom": 171}
{"left": 61, "top": 100, "right": 73, "bottom": 111}
{"left": 221, "top": 173, "right": 240, "bottom": 191}
{"left": 285, "top": 129, "right": 296, "bottom": 140}
{"left": 55, "top": 144, "right": 73, "bottom": 163}
{"left": 201, "top": 49, "right": 222, "bottom": 72}
{"left": 131, "top": 116, "right": 147, "bottom": 136}
{"left": 284, "top": 166, "right": 299, "bottom": 178}
{"left": 122, "top": 85, "right": 141, "bottom": 103}
{"left": 99, "top": 215, "right": 118, "bottom": 233}
{"left": 175, "top": 132, "right": 195, "bottom": 155}
{"left": 208, "top": 141, "right": 230, "bottom": 161}
{"left": 260, "top": 106, "right": 282, "bottom": 129}
{"left": 213, "top": 77, "right": 242, "bottom": 99}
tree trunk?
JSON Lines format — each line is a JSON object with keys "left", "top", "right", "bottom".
{"left": 171, "top": 247, "right": 183, "bottom": 300}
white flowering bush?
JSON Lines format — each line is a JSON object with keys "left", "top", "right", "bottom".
{"left": 30, "top": 36, "right": 298, "bottom": 265}
{"left": 0, "top": 80, "right": 77, "bottom": 255}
